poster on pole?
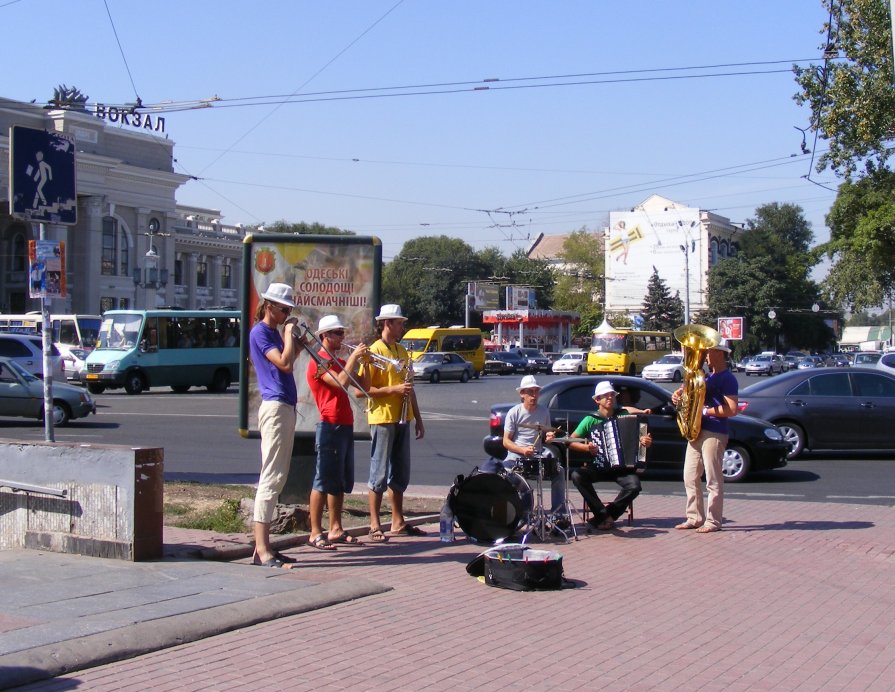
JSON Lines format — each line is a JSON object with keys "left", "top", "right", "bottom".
{"left": 28, "top": 240, "right": 66, "bottom": 299}
{"left": 238, "top": 234, "right": 382, "bottom": 438}
{"left": 718, "top": 316, "right": 744, "bottom": 340}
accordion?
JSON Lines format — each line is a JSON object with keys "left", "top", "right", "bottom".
{"left": 589, "top": 416, "right": 647, "bottom": 470}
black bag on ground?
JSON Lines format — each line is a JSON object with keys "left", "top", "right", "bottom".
{"left": 470, "top": 544, "right": 563, "bottom": 591}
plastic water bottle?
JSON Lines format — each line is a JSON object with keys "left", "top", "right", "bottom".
{"left": 439, "top": 501, "right": 455, "bottom": 543}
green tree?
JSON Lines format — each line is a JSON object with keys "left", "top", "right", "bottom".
{"left": 793, "top": 0, "right": 895, "bottom": 177}
{"left": 262, "top": 220, "right": 354, "bottom": 235}
{"left": 552, "top": 228, "right": 605, "bottom": 336}
{"left": 706, "top": 203, "right": 834, "bottom": 353}
{"left": 641, "top": 267, "right": 684, "bottom": 331}
{"left": 382, "top": 236, "right": 488, "bottom": 326}
{"left": 503, "top": 248, "right": 555, "bottom": 310}
{"left": 821, "top": 170, "right": 895, "bottom": 311}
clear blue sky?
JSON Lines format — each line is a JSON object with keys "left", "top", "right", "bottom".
{"left": 3, "top": 0, "right": 839, "bottom": 262}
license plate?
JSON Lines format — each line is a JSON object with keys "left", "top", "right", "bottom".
{"left": 85, "top": 373, "right": 98, "bottom": 380}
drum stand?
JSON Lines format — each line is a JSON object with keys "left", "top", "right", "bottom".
{"left": 550, "top": 437, "right": 585, "bottom": 542}
{"left": 521, "top": 462, "right": 551, "bottom": 544}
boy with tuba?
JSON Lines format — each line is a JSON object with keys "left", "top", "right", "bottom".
{"left": 671, "top": 338, "right": 738, "bottom": 533}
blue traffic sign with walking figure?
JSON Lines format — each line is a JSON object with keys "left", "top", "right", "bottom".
{"left": 9, "top": 126, "right": 77, "bottom": 225}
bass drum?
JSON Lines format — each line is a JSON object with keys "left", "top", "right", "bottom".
{"left": 449, "top": 468, "right": 532, "bottom": 543}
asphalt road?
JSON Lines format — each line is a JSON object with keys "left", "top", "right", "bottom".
{"left": 5, "top": 372, "right": 894, "bottom": 507}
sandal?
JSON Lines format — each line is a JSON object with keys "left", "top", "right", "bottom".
{"left": 388, "top": 524, "right": 427, "bottom": 537}
{"left": 252, "top": 552, "right": 291, "bottom": 568}
{"left": 329, "top": 532, "right": 362, "bottom": 545}
{"left": 675, "top": 522, "right": 701, "bottom": 530}
{"left": 273, "top": 551, "right": 298, "bottom": 563}
{"left": 309, "top": 534, "right": 337, "bottom": 551}
{"left": 695, "top": 525, "right": 721, "bottom": 533}
{"left": 368, "top": 528, "right": 389, "bottom": 543}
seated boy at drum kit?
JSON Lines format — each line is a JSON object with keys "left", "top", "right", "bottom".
{"left": 502, "top": 375, "right": 571, "bottom": 535}
{"left": 568, "top": 381, "right": 653, "bottom": 530}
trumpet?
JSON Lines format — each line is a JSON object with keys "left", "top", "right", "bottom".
{"left": 343, "top": 343, "right": 403, "bottom": 371}
{"left": 288, "top": 320, "right": 371, "bottom": 400}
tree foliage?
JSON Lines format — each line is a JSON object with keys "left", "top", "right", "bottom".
{"left": 263, "top": 220, "right": 354, "bottom": 235}
{"left": 705, "top": 203, "right": 834, "bottom": 354}
{"left": 821, "top": 169, "right": 895, "bottom": 310}
{"left": 793, "top": 0, "right": 895, "bottom": 177}
{"left": 551, "top": 228, "right": 605, "bottom": 335}
{"left": 641, "top": 267, "right": 684, "bottom": 331}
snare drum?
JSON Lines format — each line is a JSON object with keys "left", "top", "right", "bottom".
{"left": 450, "top": 469, "right": 532, "bottom": 543}
{"left": 517, "top": 454, "right": 559, "bottom": 481}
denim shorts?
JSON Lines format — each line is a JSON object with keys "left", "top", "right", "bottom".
{"left": 313, "top": 422, "right": 355, "bottom": 495}
{"left": 368, "top": 423, "right": 411, "bottom": 493}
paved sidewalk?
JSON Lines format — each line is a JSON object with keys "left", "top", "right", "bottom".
{"left": 4, "top": 494, "right": 895, "bottom": 690}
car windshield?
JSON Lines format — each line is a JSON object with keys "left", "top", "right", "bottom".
{"left": 561, "top": 353, "right": 582, "bottom": 360}
{"left": 418, "top": 354, "right": 441, "bottom": 363}
{"left": 401, "top": 338, "right": 429, "bottom": 352}
{"left": 97, "top": 314, "right": 144, "bottom": 349}
{"left": 655, "top": 355, "right": 681, "bottom": 364}
{"left": 591, "top": 334, "right": 626, "bottom": 354}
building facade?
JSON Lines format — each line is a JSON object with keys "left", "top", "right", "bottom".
{"left": 0, "top": 97, "right": 245, "bottom": 315}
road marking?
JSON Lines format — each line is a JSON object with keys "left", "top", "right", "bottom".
{"left": 421, "top": 411, "right": 486, "bottom": 422}
{"left": 827, "top": 495, "right": 895, "bottom": 500}
{"left": 102, "top": 412, "right": 234, "bottom": 418}
{"left": 725, "top": 492, "right": 806, "bottom": 498}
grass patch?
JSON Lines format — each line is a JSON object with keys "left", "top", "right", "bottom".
{"left": 172, "top": 498, "right": 247, "bottom": 533}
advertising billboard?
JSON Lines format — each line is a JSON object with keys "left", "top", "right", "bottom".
{"left": 239, "top": 234, "right": 381, "bottom": 437}
{"left": 605, "top": 208, "right": 703, "bottom": 312}
{"left": 718, "top": 316, "right": 744, "bottom": 340}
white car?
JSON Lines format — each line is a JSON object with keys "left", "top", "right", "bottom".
{"left": 641, "top": 353, "right": 685, "bottom": 383}
{"left": 0, "top": 333, "right": 64, "bottom": 380}
{"left": 551, "top": 351, "right": 586, "bottom": 375}
{"left": 61, "top": 347, "right": 89, "bottom": 382}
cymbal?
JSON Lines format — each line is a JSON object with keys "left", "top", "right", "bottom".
{"left": 545, "top": 436, "right": 578, "bottom": 445}
{"left": 518, "top": 422, "right": 563, "bottom": 433}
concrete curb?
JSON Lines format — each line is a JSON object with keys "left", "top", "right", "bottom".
{"left": 0, "top": 575, "right": 391, "bottom": 689}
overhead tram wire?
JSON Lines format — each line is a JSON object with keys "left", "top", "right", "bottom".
{"left": 197, "top": 0, "right": 406, "bottom": 177}
{"left": 102, "top": 0, "right": 141, "bottom": 104}
{"left": 111, "top": 57, "right": 830, "bottom": 115}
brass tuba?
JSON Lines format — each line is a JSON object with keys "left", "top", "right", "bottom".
{"left": 673, "top": 324, "right": 721, "bottom": 442}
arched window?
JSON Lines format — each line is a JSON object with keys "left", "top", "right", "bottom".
{"left": 102, "top": 217, "right": 132, "bottom": 276}
{"left": 709, "top": 237, "right": 719, "bottom": 266}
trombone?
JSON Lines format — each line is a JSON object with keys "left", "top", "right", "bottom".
{"left": 342, "top": 343, "right": 403, "bottom": 372}
{"left": 289, "top": 320, "right": 371, "bottom": 400}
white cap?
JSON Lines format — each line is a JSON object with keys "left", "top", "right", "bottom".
{"left": 375, "top": 304, "right": 407, "bottom": 321}
{"left": 315, "top": 314, "right": 347, "bottom": 336}
{"left": 593, "top": 381, "right": 618, "bottom": 398}
{"left": 260, "top": 282, "right": 296, "bottom": 307}
{"left": 516, "top": 374, "right": 542, "bottom": 392}
{"left": 712, "top": 339, "right": 732, "bottom": 353}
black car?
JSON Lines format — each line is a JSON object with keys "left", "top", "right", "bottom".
{"left": 518, "top": 348, "right": 551, "bottom": 374}
{"left": 738, "top": 367, "right": 895, "bottom": 459}
{"left": 482, "top": 375, "right": 788, "bottom": 482}
{"left": 484, "top": 351, "right": 528, "bottom": 375}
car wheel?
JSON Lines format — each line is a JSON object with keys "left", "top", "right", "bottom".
{"left": 576, "top": 366, "right": 583, "bottom": 375}
{"left": 86, "top": 383, "right": 105, "bottom": 395}
{"left": 777, "top": 421, "right": 806, "bottom": 459}
{"left": 672, "top": 370, "right": 682, "bottom": 383}
{"left": 42, "top": 401, "right": 71, "bottom": 426}
{"left": 460, "top": 370, "right": 470, "bottom": 383}
{"left": 123, "top": 371, "right": 146, "bottom": 395}
{"left": 208, "top": 368, "right": 231, "bottom": 393}
{"left": 171, "top": 385, "right": 191, "bottom": 393}
{"left": 721, "top": 444, "right": 751, "bottom": 482}
{"left": 628, "top": 364, "right": 636, "bottom": 376}
{"left": 429, "top": 370, "right": 441, "bottom": 384}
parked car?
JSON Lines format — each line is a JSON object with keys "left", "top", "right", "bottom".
{"left": 738, "top": 367, "right": 895, "bottom": 459}
{"left": 0, "top": 333, "right": 64, "bottom": 380}
{"left": 62, "top": 347, "right": 89, "bottom": 382}
{"left": 551, "top": 351, "right": 587, "bottom": 375}
{"left": 641, "top": 353, "right": 685, "bottom": 383}
{"left": 736, "top": 355, "right": 755, "bottom": 372}
{"left": 876, "top": 352, "right": 895, "bottom": 375}
{"left": 782, "top": 355, "right": 800, "bottom": 371}
{"left": 517, "top": 348, "right": 551, "bottom": 374}
{"left": 829, "top": 354, "right": 850, "bottom": 367}
{"left": 412, "top": 352, "right": 474, "bottom": 383}
{"left": 482, "top": 375, "right": 788, "bottom": 482}
{"left": 745, "top": 354, "right": 785, "bottom": 376}
{"left": 484, "top": 351, "right": 527, "bottom": 375}
{"left": 797, "top": 356, "right": 824, "bottom": 370}
{"left": 0, "top": 357, "right": 96, "bottom": 425}
{"left": 852, "top": 351, "right": 882, "bottom": 367}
